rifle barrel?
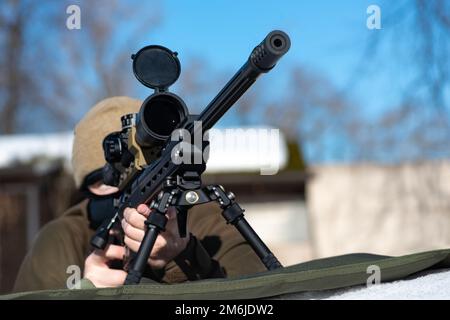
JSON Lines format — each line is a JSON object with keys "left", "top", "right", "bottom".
{"left": 120, "top": 30, "right": 290, "bottom": 212}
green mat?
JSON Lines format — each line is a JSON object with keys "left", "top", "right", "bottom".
{"left": 3, "top": 248, "right": 449, "bottom": 300}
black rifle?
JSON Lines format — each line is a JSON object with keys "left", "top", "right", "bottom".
{"left": 91, "top": 30, "right": 291, "bottom": 285}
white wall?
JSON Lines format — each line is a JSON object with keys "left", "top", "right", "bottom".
{"left": 243, "top": 200, "right": 311, "bottom": 266}
{"left": 308, "top": 161, "right": 450, "bottom": 258}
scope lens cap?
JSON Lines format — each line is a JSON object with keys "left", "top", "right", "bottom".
{"left": 132, "top": 45, "right": 180, "bottom": 90}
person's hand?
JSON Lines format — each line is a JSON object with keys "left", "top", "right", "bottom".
{"left": 122, "top": 204, "right": 189, "bottom": 269}
{"left": 84, "top": 244, "right": 127, "bottom": 288}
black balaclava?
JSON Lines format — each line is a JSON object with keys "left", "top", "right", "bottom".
{"left": 83, "top": 169, "right": 119, "bottom": 230}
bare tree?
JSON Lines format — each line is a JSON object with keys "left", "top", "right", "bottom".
{"left": 349, "top": 0, "right": 450, "bottom": 110}
{"left": 0, "top": 0, "right": 162, "bottom": 134}
{"left": 62, "top": 1, "right": 161, "bottom": 103}
{"left": 261, "top": 66, "right": 358, "bottom": 162}
{"left": 174, "top": 57, "right": 219, "bottom": 114}
{"left": 0, "top": 0, "right": 32, "bottom": 133}
{"left": 316, "top": 0, "right": 450, "bottom": 163}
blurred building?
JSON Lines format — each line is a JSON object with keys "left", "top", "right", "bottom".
{"left": 308, "top": 162, "right": 450, "bottom": 258}
{"left": 0, "top": 128, "right": 308, "bottom": 293}
{"left": 0, "top": 160, "right": 77, "bottom": 294}
{"left": 4, "top": 130, "right": 450, "bottom": 295}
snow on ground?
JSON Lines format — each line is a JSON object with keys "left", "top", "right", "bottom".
{"left": 279, "top": 268, "right": 450, "bottom": 300}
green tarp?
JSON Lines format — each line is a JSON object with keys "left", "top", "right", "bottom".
{"left": 3, "top": 248, "right": 450, "bottom": 300}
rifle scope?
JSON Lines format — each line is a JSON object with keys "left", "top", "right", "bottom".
{"left": 135, "top": 92, "right": 188, "bottom": 147}
{"left": 131, "top": 45, "right": 188, "bottom": 148}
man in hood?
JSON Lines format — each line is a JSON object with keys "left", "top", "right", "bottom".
{"left": 13, "top": 96, "right": 265, "bottom": 292}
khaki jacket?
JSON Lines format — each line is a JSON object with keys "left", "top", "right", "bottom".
{"left": 13, "top": 200, "right": 265, "bottom": 292}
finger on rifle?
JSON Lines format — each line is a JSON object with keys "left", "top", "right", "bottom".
{"left": 103, "top": 244, "right": 126, "bottom": 261}
{"left": 137, "top": 204, "right": 151, "bottom": 217}
{"left": 121, "top": 219, "right": 145, "bottom": 242}
{"left": 123, "top": 208, "right": 146, "bottom": 229}
{"left": 95, "top": 269, "right": 127, "bottom": 288}
{"left": 124, "top": 236, "right": 142, "bottom": 253}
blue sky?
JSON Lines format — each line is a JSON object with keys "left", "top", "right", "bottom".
{"left": 84, "top": 0, "right": 428, "bottom": 163}
{"left": 137, "top": 0, "right": 402, "bottom": 119}
{"left": 10, "top": 0, "right": 433, "bottom": 163}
